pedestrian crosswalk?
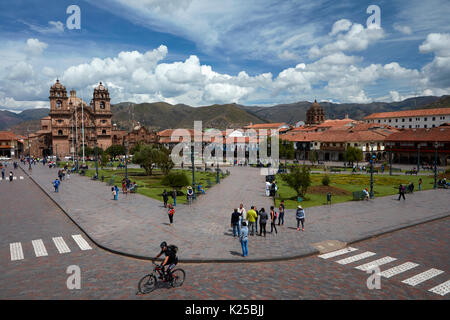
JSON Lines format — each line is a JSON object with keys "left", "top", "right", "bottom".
{"left": 0, "top": 176, "right": 25, "bottom": 181}
{"left": 318, "top": 247, "right": 449, "bottom": 297}
{"left": 9, "top": 234, "right": 92, "bottom": 261}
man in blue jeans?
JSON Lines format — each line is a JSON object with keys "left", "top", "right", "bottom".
{"left": 240, "top": 221, "right": 248, "bottom": 257}
{"left": 231, "top": 209, "right": 241, "bottom": 237}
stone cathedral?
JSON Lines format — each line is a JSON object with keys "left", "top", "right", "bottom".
{"left": 37, "top": 80, "right": 113, "bottom": 158}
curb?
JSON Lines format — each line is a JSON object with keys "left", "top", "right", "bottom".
{"left": 19, "top": 165, "right": 449, "bottom": 264}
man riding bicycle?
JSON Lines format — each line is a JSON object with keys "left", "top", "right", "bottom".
{"left": 154, "top": 241, "right": 178, "bottom": 281}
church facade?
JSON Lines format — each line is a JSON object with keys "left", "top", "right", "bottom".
{"left": 35, "top": 80, "right": 114, "bottom": 158}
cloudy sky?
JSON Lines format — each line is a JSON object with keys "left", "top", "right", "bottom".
{"left": 1, "top": 0, "right": 449, "bottom": 112}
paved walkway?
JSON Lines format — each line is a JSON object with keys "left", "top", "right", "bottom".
{"left": 21, "top": 163, "right": 450, "bottom": 262}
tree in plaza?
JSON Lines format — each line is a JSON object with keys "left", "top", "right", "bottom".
{"left": 308, "top": 149, "right": 318, "bottom": 164}
{"left": 280, "top": 165, "right": 311, "bottom": 197}
{"left": 345, "top": 146, "right": 363, "bottom": 167}
{"left": 161, "top": 171, "right": 190, "bottom": 190}
{"left": 279, "top": 139, "right": 295, "bottom": 160}
{"left": 130, "top": 141, "right": 143, "bottom": 155}
{"left": 156, "top": 145, "right": 174, "bottom": 175}
{"left": 132, "top": 145, "right": 163, "bottom": 176}
{"left": 78, "top": 146, "right": 94, "bottom": 157}
{"left": 106, "top": 144, "right": 125, "bottom": 160}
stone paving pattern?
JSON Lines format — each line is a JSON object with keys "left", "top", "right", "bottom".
{"left": 21, "top": 163, "right": 450, "bottom": 261}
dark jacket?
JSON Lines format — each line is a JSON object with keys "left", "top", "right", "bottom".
{"left": 259, "top": 210, "right": 268, "bottom": 224}
{"left": 231, "top": 210, "right": 241, "bottom": 224}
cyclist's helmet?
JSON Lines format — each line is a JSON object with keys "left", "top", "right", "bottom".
{"left": 160, "top": 241, "right": 167, "bottom": 249}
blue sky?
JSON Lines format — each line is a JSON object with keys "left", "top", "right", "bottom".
{"left": 0, "top": 0, "right": 449, "bottom": 111}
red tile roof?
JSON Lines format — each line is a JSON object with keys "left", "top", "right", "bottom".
{"left": 0, "top": 131, "right": 18, "bottom": 141}
{"left": 385, "top": 127, "right": 450, "bottom": 142}
{"left": 244, "top": 123, "right": 288, "bottom": 129}
{"left": 364, "top": 108, "right": 450, "bottom": 120}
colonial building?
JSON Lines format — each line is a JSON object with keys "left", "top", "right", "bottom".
{"left": 33, "top": 80, "right": 114, "bottom": 158}
{"left": 0, "top": 131, "right": 23, "bottom": 158}
{"left": 123, "top": 125, "right": 158, "bottom": 150}
{"left": 364, "top": 107, "right": 450, "bottom": 129}
{"left": 306, "top": 100, "right": 325, "bottom": 125}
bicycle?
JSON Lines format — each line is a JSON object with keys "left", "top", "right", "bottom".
{"left": 138, "top": 261, "right": 185, "bottom": 294}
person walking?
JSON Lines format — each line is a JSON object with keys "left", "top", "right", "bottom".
{"left": 231, "top": 208, "right": 241, "bottom": 237}
{"left": 2, "top": 168, "right": 5, "bottom": 180}
{"left": 246, "top": 206, "right": 258, "bottom": 236}
{"left": 239, "top": 221, "right": 249, "bottom": 257}
{"left": 296, "top": 205, "right": 305, "bottom": 231}
{"left": 171, "top": 189, "right": 177, "bottom": 206}
{"left": 9, "top": 171, "right": 13, "bottom": 182}
{"left": 167, "top": 204, "right": 175, "bottom": 226}
{"left": 114, "top": 185, "right": 120, "bottom": 201}
{"left": 53, "top": 178, "right": 60, "bottom": 192}
{"left": 258, "top": 208, "right": 268, "bottom": 237}
{"left": 278, "top": 200, "right": 285, "bottom": 226}
{"left": 270, "top": 206, "right": 278, "bottom": 234}
{"left": 418, "top": 178, "right": 422, "bottom": 191}
{"left": 398, "top": 184, "right": 406, "bottom": 201}
{"left": 162, "top": 189, "right": 169, "bottom": 208}
{"left": 112, "top": 186, "right": 117, "bottom": 200}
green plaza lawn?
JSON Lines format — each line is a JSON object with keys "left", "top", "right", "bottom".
{"left": 82, "top": 167, "right": 224, "bottom": 205}
{"left": 275, "top": 172, "right": 437, "bottom": 209}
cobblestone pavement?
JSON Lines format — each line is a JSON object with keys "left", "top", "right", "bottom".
{"left": 20, "top": 163, "right": 450, "bottom": 261}
{"left": 1, "top": 175, "right": 448, "bottom": 299}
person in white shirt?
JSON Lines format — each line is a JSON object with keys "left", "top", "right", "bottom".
{"left": 238, "top": 203, "right": 247, "bottom": 228}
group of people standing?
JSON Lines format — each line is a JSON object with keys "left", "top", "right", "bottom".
{"left": 231, "top": 202, "right": 306, "bottom": 257}
{"left": 1, "top": 162, "right": 14, "bottom": 182}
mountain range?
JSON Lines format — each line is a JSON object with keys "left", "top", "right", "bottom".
{"left": 1, "top": 95, "right": 449, "bottom": 134}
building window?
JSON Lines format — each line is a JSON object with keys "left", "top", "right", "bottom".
{"left": 101, "top": 120, "right": 106, "bottom": 124}
{"left": 409, "top": 118, "right": 412, "bottom": 122}
{"left": 409, "top": 125, "right": 412, "bottom": 128}
{"left": 395, "top": 119, "right": 398, "bottom": 122}
{"left": 389, "top": 119, "right": 391, "bottom": 123}
{"left": 432, "top": 125, "right": 435, "bottom": 128}
{"left": 100, "top": 102, "right": 105, "bottom": 109}
{"left": 402, "top": 118, "right": 405, "bottom": 122}
{"left": 432, "top": 117, "right": 436, "bottom": 121}
{"left": 56, "top": 100, "right": 62, "bottom": 108}
{"left": 58, "top": 130, "right": 63, "bottom": 136}
{"left": 424, "top": 117, "right": 427, "bottom": 121}
{"left": 402, "top": 125, "right": 405, "bottom": 128}
{"left": 424, "top": 125, "right": 427, "bottom": 128}
{"left": 102, "top": 129, "right": 106, "bottom": 135}
{"left": 378, "top": 120, "right": 380, "bottom": 123}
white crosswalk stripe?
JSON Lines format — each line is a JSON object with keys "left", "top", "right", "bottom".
{"left": 318, "top": 247, "right": 358, "bottom": 259}
{"left": 10, "top": 242, "right": 24, "bottom": 261}
{"left": 52, "top": 237, "right": 71, "bottom": 254}
{"left": 402, "top": 268, "right": 444, "bottom": 286}
{"left": 428, "top": 280, "right": 450, "bottom": 296}
{"left": 32, "top": 239, "right": 48, "bottom": 257}
{"left": 336, "top": 251, "right": 376, "bottom": 265}
{"left": 355, "top": 256, "right": 397, "bottom": 271}
{"left": 20, "top": 176, "right": 24, "bottom": 180}
{"left": 380, "top": 262, "right": 419, "bottom": 278}
{"left": 72, "top": 234, "right": 92, "bottom": 250}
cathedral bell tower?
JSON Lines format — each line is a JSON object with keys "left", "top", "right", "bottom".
{"left": 49, "top": 79, "right": 69, "bottom": 111}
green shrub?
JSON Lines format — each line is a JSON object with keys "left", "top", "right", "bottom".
{"left": 322, "top": 175, "right": 331, "bottom": 186}
{"left": 161, "top": 171, "right": 190, "bottom": 189}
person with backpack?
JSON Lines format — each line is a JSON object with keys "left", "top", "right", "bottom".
{"left": 231, "top": 208, "right": 241, "bottom": 237}
{"left": 270, "top": 206, "right": 277, "bottom": 234}
{"left": 258, "top": 208, "right": 268, "bottom": 237}
{"left": 240, "top": 222, "right": 249, "bottom": 257}
{"left": 278, "top": 200, "right": 285, "bottom": 226}
{"left": 398, "top": 184, "right": 406, "bottom": 201}
{"left": 238, "top": 203, "right": 246, "bottom": 229}
{"left": 167, "top": 204, "right": 175, "bottom": 226}
{"left": 154, "top": 242, "right": 178, "bottom": 281}
{"left": 53, "top": 178, "right": 60, "bottom": 192}
{"left": 162, "top": 189, "right": 169, "bottom": 208}
{"left": 296, "top": 205, "right": 305, "bottom": 231}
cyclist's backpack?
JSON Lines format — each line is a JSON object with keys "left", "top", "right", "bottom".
{"left": 169, "top": 245, "right": 178, "bottom": 254}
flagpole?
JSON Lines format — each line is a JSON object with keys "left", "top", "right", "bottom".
{"left": 75, "top": 95, "right": 79, "bottom": 172}
{"left": 82, "top": 88, "right": 85, "bottom": 164}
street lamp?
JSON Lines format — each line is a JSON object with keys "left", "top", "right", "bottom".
{"left": 216, "top": 161, "right": 220, "bottom": 184}
{"left": 303, "top": 143, "right": 306, "bottom": 165}
{"left": 94, "top": 141, "right": 99, "bottom": 180}
{"left": 389, "top": 143, "right": 393, "bottom": 176}
{"left": 434, "top": 141, "right": 439, "bottom": 189}
{"left": 27, "top": 130, "right": 32, "bottom": 171}
{"left": 370, "top": 142, "right": 375, "bottom": 199}
{"left": 283, "top": 140, "right": 287, "bottom": 172}
{"left": 123, "top": 140, "right": 128, "bottom": 180}
{"left": 191, "top": 144, "right": 196, "bottom": 200}
{"left": 417, "top": 144, "right": 421, "bottom": 174}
